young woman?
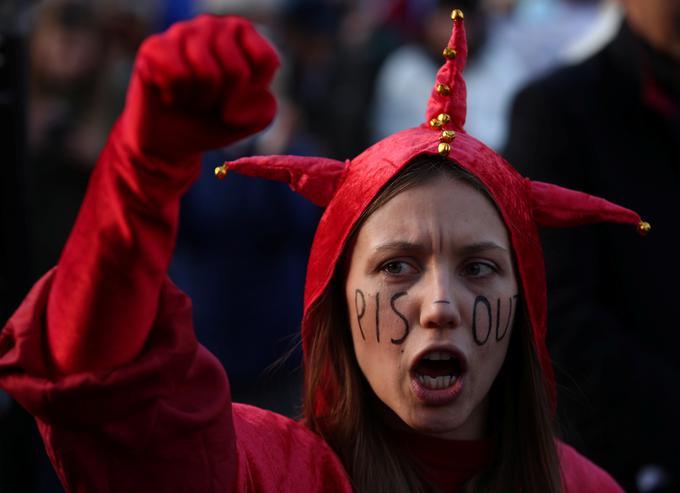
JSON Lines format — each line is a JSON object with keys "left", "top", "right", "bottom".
{"left": 0, "top": 11, "right": 643, "bottom": 493}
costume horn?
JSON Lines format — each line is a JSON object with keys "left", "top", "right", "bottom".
{"left": 215, "top": 155, "right": 347, "bottom": 207}
{"left": 422, "top": 9, "right": 468, "bottom": 134}
{"left": 530, "top": 180, "right": 651, "bottom": 235}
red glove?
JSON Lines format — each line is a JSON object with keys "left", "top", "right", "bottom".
{"left": 47, "top": 15, "right": 279, "bottom": 375}
{"left": 121, "top": 15, "right": 278, "bottom": 163}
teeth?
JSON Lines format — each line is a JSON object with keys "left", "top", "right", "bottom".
{"left": 423, "top": 351, "right": 453, "bottom": 361}
{"left": 416, "top": 374, "right": 457, "bottom": 389}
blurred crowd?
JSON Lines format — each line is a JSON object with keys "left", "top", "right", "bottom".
{"left": 1, "top": 0, "right": 678, "bottom": 492}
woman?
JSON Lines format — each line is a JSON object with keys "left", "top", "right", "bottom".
{"left": 302, "top": 156, "right": 560, "bottom": 492}
{"left": 0, "top": 11, "right": 642, "bottom": 493}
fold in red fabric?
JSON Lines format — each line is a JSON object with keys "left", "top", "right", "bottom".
{"left": 0, "top": 271, "right": 353, "bottom": 493}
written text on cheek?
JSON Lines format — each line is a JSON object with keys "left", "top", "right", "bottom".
{"left": 354, "top": 290, "right": 518, "bottom": 346}
{"left": 472, "top": 295, "right": 518, "bottom": 345}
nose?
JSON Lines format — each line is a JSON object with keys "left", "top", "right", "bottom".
{"left": 419, "top": 269, "right": 462, "bottom": 329}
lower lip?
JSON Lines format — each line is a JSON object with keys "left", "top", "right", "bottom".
{"left": 410, "top": 373, "right": 464, "bottom": 406}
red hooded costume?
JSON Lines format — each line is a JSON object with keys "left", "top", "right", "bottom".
{"left": 0, "top": 12, "right": 635, "bottom": 493}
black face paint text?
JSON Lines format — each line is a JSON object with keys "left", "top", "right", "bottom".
{"left": 472, "top": 294, "right": 518, "bottom": 346}
{"left": 354, "top": 289, "right": 410, "bottom": 344}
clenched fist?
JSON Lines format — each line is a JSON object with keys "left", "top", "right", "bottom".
{"left": 120, "top": 15, "right": 279, "bottom": 163}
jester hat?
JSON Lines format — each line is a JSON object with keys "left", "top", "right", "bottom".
{"left": 216, "top": 10, "right": 648, "bottom": 406}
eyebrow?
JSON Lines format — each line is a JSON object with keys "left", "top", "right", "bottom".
{"left": 373, "top": 240, "right": 509, "bottom": 256}
{"left": 457, "top": 241, "right": 509, "bottom": 256}
{"left": 373, "top": 241, "right": 427, "bottom": 254}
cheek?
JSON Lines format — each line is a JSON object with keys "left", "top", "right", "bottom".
{"left": 348, "top": 288, "right": 369, "bottom": 343}
{"left": 476, "top": 327, "right": 512, "bottom": 369}
{"left": 468, "top": 294, "right": 518, "bottom": 347}
{"left": 465, "top": 294, "right": 517, "bottom": 391}
{"left": 347, "top": 288, "right": 413, "bottom": 346}
{"left": 347, "top": 290, "right": 409, "bottom": 389}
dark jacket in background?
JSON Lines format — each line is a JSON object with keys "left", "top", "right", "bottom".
{"left": 504, "top": 21, "right": 680, "bottom": 493}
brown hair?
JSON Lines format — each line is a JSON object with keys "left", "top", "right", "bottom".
{"left": 303, "top": 155, "right": 563, "bottom": 492}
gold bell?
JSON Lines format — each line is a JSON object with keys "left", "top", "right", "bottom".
{"left": 451, "top": 9, "right": 464, "bottom": 21}
{"left": 442, "top": 47, "right": 457, "bottom": 60}
{"left": 438, "top": 142, "right": 451, "bottom": 157}
{"left": 214, "top": 164, "right": 229, "bottom": 179}
{"left": 437, "top": 113, "right": 451, "bottom": 125}
{"left": 436, "top": 83, "right": 451, "bottom": 96}
{"left": 637, "top": 221, "right": 651, "bottom": 236}
{"left": 440, "top": 130, "right": 456, "bottom": 142}
{"left": 430, "top": 118, "right": 443, "bottom": 129}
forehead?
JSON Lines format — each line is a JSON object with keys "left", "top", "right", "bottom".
{"left": 353, "top": 176, "right": 510, "bottom": 253}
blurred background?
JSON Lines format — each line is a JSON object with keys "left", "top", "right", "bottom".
{"left": 1, "top": 0, "right": 677, "bottom": 492}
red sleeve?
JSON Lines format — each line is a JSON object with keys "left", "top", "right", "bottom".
{"left": 1, "top": 273, "right": 356, "bottom": 493}
{"left": 1, "top": 270, "right": 237, "bottom": 492}
{"left": 558, "top": 441, "right": 625, "bottom": 493}
{"left": 0, "top": 14, "right": 284, "bottom": 492}
{"left": 44, "top": 14, "right": 278, "bottom": 375}
{"left": 232, "top": 404, "right": 353, "bottom": 493}
{"left": 46, "top": 121, "right": 199, "bottom": 375}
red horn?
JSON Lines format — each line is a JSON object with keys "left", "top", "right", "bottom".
{"left": 423, "top": 9, "right": 468, "bottom": 133}
{"left": 215, "top": 155, "right": 347, "bottom": 207}
{"left": 529, "top": 180, "right": 650, "bottom": 235}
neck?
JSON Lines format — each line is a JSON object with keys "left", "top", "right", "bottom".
{"left": 375, "top": 393, "right": 491, "bottom": 441}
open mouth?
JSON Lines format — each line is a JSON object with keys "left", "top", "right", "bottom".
{"left": 412, "top": 350, "right": 465, "bottom": 390}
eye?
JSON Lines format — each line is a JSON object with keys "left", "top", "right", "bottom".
{"left": 381, "top": 260, "right": 418, "bottom": 277}
{"left": 460, "top": 261, "right": 497, "bottom": 278}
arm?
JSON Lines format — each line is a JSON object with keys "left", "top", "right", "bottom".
{"left": 45, "top": 15, "right": 279, "bottom": 375}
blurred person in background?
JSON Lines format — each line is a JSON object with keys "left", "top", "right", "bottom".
{"left": 28, "top": 0, "right": 156, "bottom": 278}
{"left": 371, "top": 0, "right": 607, "bottom": 151}
{"left": 504, "top": 0, "right": 680, "bottom": 491}
{"left": 370, "top": 0, "right": 505, "bottom": 147}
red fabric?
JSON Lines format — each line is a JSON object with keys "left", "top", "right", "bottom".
{"left": 558, "top": 443, "right": 625, "bottom": 493}
{"left": 394, "top": 429, "right": 492, "bottom": 491}
{"left": 46, "top": 15, "right": 278, "bottom": 375}
{"left": 423, "top": 14, "right": 468, "bottom": 130}
{"left": 226, "top": 155, "right": 347, "bottom": 207}
{"left": 530, "top": 181, "right": 641, "bottom": 228}
{"left": 1, "top": 271, "right": 352, "bottom": 493}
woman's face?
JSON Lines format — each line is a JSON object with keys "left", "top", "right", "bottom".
{"left": 344, "top": 175, "right": 518, "bottom": 440}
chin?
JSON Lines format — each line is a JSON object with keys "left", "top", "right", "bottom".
{"left": 404, "top": 407, "right": 473, "bottom": 439}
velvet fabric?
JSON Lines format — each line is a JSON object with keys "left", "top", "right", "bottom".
{"left": 1, "top": 271, "right": 352, "bottom": 492}
{"left": 423, "top": 9, "right": 468, "bottom": 130}
{"left": 393, "top": 429, "right": 493, "bottom": 491}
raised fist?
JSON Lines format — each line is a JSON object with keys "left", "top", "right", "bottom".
{"left": 120, "top": 15, "right": 279, "bottom": 162}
